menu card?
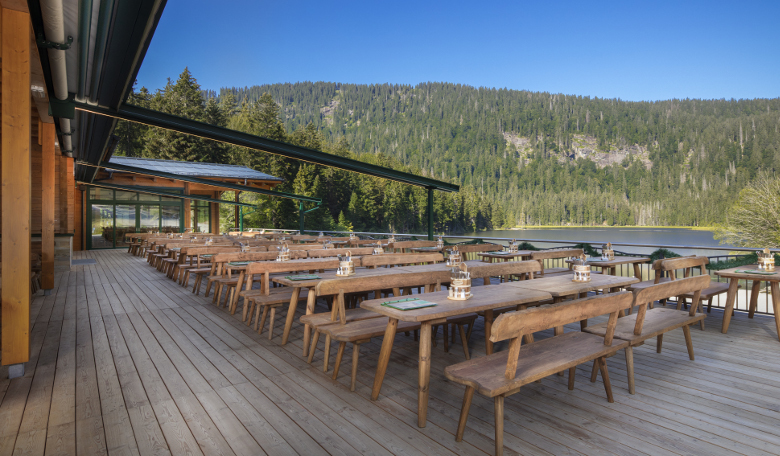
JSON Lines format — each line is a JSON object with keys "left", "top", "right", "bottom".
{"left": 381, "top": 297, "right": 437, "bottom": 311}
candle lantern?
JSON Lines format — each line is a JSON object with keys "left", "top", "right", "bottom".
{"left": 276, "top": 243, "right": 291, "bottom": 262}
{"left": 349, "top": 232, "right": 358, "bottom": 241}
{"left": 388, "top": 234, "right": 396, "bottom": 244}
{"left": 758, "top": 248, "right": 775, "bottom": 271}
{"left": 323, "top": 239, "right": 334, "bottom": 249}
{"left": 436, "top": 235, "right": 444, "bottom": 249}
{"left": 318, "top": 232, "right": 325, "bottom": 237}
{"left": 572, "top": 254, "right": 591, "bottom": 282}
{"left": 336, "top": 251, "right": 356, "bottom": 276}
{"left": 505, "top": 239, "right": 519, "bottom": 253}
{"left": 240, "top": 243, "right": 249, "bottom": 253}
{"left": 446, "top": 246, "right": 463, "bottom": 267}
{"left": 448, "top": 263, "right": 472, "bottom": 300}
{"left": 205, "top": 237, "right": 213, "bottom": 246}
{"left": 373, "top": 242, "right": 384, "bottom": 255}
{"left": 602, "top": 242, "right": 615, "bottom": 260}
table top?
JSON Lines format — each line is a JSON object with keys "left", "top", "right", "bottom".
{"left": 564, "top": 256, "right": 650, "bottom": 267}
{"left": 478, "top": 250, "right": 534, "bottom": 259}
{"left": 361, "top": 282, "right": 552, "bottom": 322}
{"left": 272, "top": 267, "right": 400, "bottom": 288}
{"left": 714, "top": 265, "right": 780, "bottom": 281}
{"left": 508, "top": 274, "right": 639, "bottom": 297}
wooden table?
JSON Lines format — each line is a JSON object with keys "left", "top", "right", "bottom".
{"left": 509, "top": 273, "right": 640, "bottom": 326}
{"left": 714, "top": 266, "right": 780, "bottom": 341}
{"left": 565, "top": 256, "right": 650, "bottom": 279}
{"left": 362, "top": 284, "right": 552, "bottom": 427}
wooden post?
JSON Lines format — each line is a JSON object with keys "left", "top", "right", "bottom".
{"left": 41, "top": 122, "right": 55, "bottom": 291}
{"left": 234, "top": 191, "right": 240, "bottom": 230}
{"left": 183, "top": 182, "right": 191, "bottom": 231}
{"left": 2, "top": 7, "right": 32, "bottom": 370}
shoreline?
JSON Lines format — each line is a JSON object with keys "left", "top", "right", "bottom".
{"left": 500, "top": 225, "right": 714, "bottom": 231}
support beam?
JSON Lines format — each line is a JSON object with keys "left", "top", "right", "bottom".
{"left": 183, "top": 182, "right": 191, "bottom": 230}
{"left": 299, "top": 202, "right": 304, "bottom": 234}
{"left": 41, "top": 122, "right": 55, "bottom": 291}
{"left": 234, "top": 191, "right": 239, "bottom": 229}
{"left": 2, "top": 7, "right": 32, "bottom": 366}
{"left": 427, "top": 188, "right": 434, "bottom": 241}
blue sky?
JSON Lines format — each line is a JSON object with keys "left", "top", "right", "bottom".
{"left": 135, "top": 0, "right": 780, "bottom": 102}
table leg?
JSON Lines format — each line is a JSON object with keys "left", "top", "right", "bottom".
{"left": 721, "top": 278, "right": 739, "bottom": 334}
{"left": 281, "top": 287, "right": 302, "bottom": 345}
{"left": 770, "top": 282, "right": 780, "bottom": 343}
{"left": 302, "top": 289, "right": 317, "bottom": 357}
{"left": 418, "top": 322, "right": 432, "bottom": 427}
{"left": 748, "top": 280, "right": 761, "bottom": 318}
{"left": 484, "top": 309, "right": 494, "bottom": 355}
{"left": 633, "top": 263, "right": 642, "bottom": 280}
{"left": 371, "top": 318, "right": 399, "bottom": 401}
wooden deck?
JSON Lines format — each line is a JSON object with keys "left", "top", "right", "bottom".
{"left": 1, "top": 249, "right": 780, "bottom": 455}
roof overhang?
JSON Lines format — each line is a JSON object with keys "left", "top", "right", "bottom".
{"left": 78, "top": 181, "right": 256, "bottom": 207}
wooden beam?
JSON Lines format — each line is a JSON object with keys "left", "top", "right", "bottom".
{"left": 2, "top": 7, "right": 32, "bottom": 366}
{"left": 183, "top": 182, "right": 191, "bottom": 230}
{"left": 41, "top": 122, "right": 54, "bottom": 290}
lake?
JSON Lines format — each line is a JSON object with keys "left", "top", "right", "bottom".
{"left": 457, "top": 227, "right": 737, "bottom": 257}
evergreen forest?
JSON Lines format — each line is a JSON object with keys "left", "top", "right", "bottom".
{"left": 114, "top": 69, "right": 780, "bottom": 233}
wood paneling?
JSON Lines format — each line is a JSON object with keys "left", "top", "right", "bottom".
{"left": 41, "top": 123, "right": 55, "bottom": 289}
{"left": 2, "top": 6, "right": 32, "bottom": 365}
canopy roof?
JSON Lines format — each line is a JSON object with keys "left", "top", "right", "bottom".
{"left": 107, "top": 157, "right": 283, "bottom": 182}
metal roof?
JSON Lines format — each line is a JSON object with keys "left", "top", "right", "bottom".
{"left": 107, "top": 156, "right": 283, "bottom": 181}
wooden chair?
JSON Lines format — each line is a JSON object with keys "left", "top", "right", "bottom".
{"left": 530, "top": 248, "right": 584, "bottom": 277}
{"left": 445, "top": 292, "right": 633, "bottom": 456}
{"left": 583, "top": 275, "right": 710, "bottom": 394}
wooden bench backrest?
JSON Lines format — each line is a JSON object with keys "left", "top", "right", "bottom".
{"left": 185, "top": 246, "right": 241, "bottom": 256}
{"left": 656, "top": 255, "right": 710, "bottom": 278}
{"left": 315, "top": 269, "right": 450, "bottom": 297}
{"left": 391, "top": 240, "right": 438, "bottom": 249}
{"left": 211, "top": 251, "right": 279, "bottom": 263}
{"left": 307, "top": 248, "right": 376, "bottom": 258}
{"left": 530, "top": 248, "right": 583, "bottom": 261}
{"left": 359, "top": 253, "right": 443, "bottom": 267}
{"left": 349, "top": 239, "right": 387, "bottom": 246}
{"left": 467, "top": 260, "right": 541, "bottom": 279}
{"left": 491, "top": 292, "right": 632, "bottom": 380}
{"left": 245, "top": 258, "right": 342, "bottom": 276}
{"left": 632, "top": 275, "right": 710, "bottom": 335}
{"left": 285, "top": 244, "right": 324, "bottom": 251}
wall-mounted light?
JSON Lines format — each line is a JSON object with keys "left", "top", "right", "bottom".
{"left": 31, "top": 85, "right": 46, "bottom": 99}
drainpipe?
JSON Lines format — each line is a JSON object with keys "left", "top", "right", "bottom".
{"left": 40, "top": 0, "right": 72, "bottom": 153}
{"left": 88, "top": 0, "right": 114, "bottom": 105}
{"left": 299, "top": 203, "right": 322, "bottom": 235}
{"left": 76, "top": 0, "right": 93, "bottom": 102}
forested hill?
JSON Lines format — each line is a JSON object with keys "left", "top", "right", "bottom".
{"left": 215, "top": 82, "right": 780, "bottom": 227}
{"left": 117, "top": 70, "right": 780, "bottom": 233}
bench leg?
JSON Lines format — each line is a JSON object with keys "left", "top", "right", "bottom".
{"left": 597, "top": 357, "right": 614, "bottom": 403}
{"left": 351, "top": 342, "right": 361, "bottom": 392}
{"left": 268, "top": 308, "right": 276, "bottom": 340}
{"left": 698, "top": 301, "right": 705, "bottom": 330}
{"left": 682, "top": 325, "right": 694, "bottom": 360}
{"left": 590, "top": 359, "right": 599, "bottom": 383}
{"left": 258, "top": 306, "right": 269, "bottom": 334}
{"left": 455, "top": 386, "right": 475, "bottom": 442}
{"left": 625, "top": 346, "right": 635, "bottom": 395}
{"left": 308, "top": 330, "right": 320, "bottom": 364}
{"left": 568, "top": 367, "right": 576, "bottom": 390}
{"left": 323, "top": 334, "right": 331, "bottom": 373}
{"left": 657, "top": 334, "right": 663, "bottom": 353}
{"left": 458, "top": 324, "right": 470, "bottom": 360}
{"left": 443, "top": 324, "right": 449, "bottom": 352}
{"left": 484, "top": 310, "right": 494, "bottom": 355}
{"left": 707, "top": 297, "right": 713, "bottom": 313}
{"left": 332, "top": 342, "right": 346, "bottom": 380}
{"left": 494, "top": 395, "right": 505, "bottom": 456}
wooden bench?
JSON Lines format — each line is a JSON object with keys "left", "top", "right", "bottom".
{"left": 178, "top": 246, "right": 240, "bottom": 288}
{"left": 449, "top": 243, "right": 502, "bottom": 260}
{"left": 390, "top": 240, "right": 438, "bottom": 253}
{"left": 308, "top": 270, "right": 452, "bottom": 390}
{"left": 583, "top": 275, "right": 710, "bottom": 394}
{"left": 445, "top": 292, "right": 634, "bottom": 456}
{"left": 209, "top": 251, "right": 279, "bottom": 310}
{"left": 306, "top": 247, "right": 375, "bottom": 258}
{"left": 530, "top": 248, "right": 584, "bottom": 277}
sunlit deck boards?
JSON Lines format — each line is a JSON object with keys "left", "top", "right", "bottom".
{"left": 1, "top": 250, "right": 780, "bottom": 455}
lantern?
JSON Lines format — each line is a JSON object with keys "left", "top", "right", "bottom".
{"left": 758, "top": 248, "right": 775, "bottom": 271}
{"left": 446, "top": 246, "right": 462, "bottom": 267}
{"left": 572, "top": 254, "right": 591, "bottom": 283}
{"left": 336, "top": 251, "right": 356, "bottom": 276}
{"left": 276, "top": 243, "right": 291, "bottom": 262}
{"left": 602, "top": 242, "right": 615, "bottom": 260}
{"left": 436, "top": 235, "right": 444, "bottom": 249}
{"left": 448, "top": 263, "right": 472, "bottom": 300}
{"left": 373, "top": 242, "right": 384, "bottom": 255}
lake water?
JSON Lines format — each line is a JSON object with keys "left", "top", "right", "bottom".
{"left": 458, "top": 227, "right": 737, "bottom": 257}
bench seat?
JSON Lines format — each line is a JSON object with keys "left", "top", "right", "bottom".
{"left": 584, "top": 307, "right": 704, "bottom": 343}
{"left": 445, "top": 331, "right": 628, "bottom": 397}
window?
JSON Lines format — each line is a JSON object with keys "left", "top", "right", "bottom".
{"left": 192, "top": 200, "right": 211, "bottom": 233}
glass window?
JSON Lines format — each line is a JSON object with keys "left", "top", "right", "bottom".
{"left": 161, "top": 206, "right": 181, "bottom": 233}
{"left": 90, "top": 204, "right": 114, "bottom": 248}
{"left": 114, "top": 190, "right": 138, "bottom": 201}
{"left": 115, "top": 205, "right": 136, "bottom": 247}
{"left": 140, "top": 205, "right": 160, "bottom": 232}
{"left": 138, "top": 193, "right": 160, "bottom": 201}
{"left": 89, "top": 188, "right": 113, "bottom": 200}
{"left": 192, "top": 200, "right": 210, "bottom": 233}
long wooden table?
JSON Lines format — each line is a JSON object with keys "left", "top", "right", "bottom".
{"left": 565, "top": 256, "right": 650, "bottom": 279}
{"left": 478, "top": 250, "right": 534, "bottom": 262}
{"left": 362, "top": 283, "right": 552, "bottom": 427}
{"left": 714, "top": 265, "right": 780, "bottom": 341}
